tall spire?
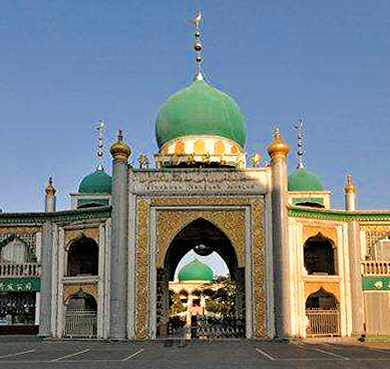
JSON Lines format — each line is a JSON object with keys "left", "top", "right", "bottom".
{"left": 192, "top": 5, "right": 204, "bottom": 80}
{"left": 293, "top": 119, "right": 305, "bottom": 169}
{"left": 96, "top": 120, "right": 106, "bottom": 171}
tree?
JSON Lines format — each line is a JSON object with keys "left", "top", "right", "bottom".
{"left": 201, "top": 276, "right": 237, "bottom": 316}
{"left": 169, "top": 291, "right": 187, "bottom": 315}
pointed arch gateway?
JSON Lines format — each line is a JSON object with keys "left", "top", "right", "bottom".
{"left": 156, "top": 218, "right": 246, "bottom": 339}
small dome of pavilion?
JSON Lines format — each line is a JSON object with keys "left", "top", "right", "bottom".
{"left": 178, "top": 258, "right": 213, "bottom": 282}
{"left": 78, "top": 168, "right": 112, "bottom": 194}
{"left": 288, "top": 167, "right": 324, "bottom": 192}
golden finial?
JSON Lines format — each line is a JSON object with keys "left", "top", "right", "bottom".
{"left": 110, "top": 129, "right": 131, "bottom": 162}
{"left": 267, "top": 127, "right": 290, "bottom": 159}
{"left": 344, "top": 174, "right": 356, "bottom": 194}
{"left": 45, "top": 177, "right": 56, "bottom": 196}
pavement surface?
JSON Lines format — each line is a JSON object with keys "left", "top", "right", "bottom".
{"left": 0, "top": 338, "right": 389, "bottom": 368}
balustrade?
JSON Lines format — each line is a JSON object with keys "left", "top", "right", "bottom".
{"left": 0, "top": 263, "right": 41, "bottom": 277}
{"left": 361, "top": 261, "right": 390, "bottom": 275}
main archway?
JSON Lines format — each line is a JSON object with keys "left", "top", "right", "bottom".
{"left": 156, "top": 218, "right": 245, "bottom": 339}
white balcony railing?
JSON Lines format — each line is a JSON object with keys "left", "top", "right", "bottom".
{"left": 362, "top": 261, "right": 390, "bottom": 275}
{"left": 0, "top": 263, "right": 41, "bottom": 278}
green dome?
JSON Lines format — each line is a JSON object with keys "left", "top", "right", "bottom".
{"left": 288, "top": 167, "right": 324, "bottom": 192}
{"left": 78, "top": 169, "right": 112, "bottom": 194}
{"left": 155, "top": 79, "right": 246, "bottom": 148}
{"left": 178, "top": 259, "right": 213, "bottom": 282}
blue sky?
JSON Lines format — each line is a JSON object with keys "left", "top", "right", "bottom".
{"left": 1, "top": 0, "right": 390, "bottom": 215}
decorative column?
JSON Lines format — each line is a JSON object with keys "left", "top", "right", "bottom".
{"left": 38, "top": 222, "right": 54, "bottom": 337}
{"left": 267, "top": 128, "right": 291, "bottom": 339}
{"left": 109, "top": 130, "right": 131, "bottom": 340}
{"left": 44, "top": 177, "right": 56, "bottom": 212}
{"left": 344, "top": 174, "right": 364, "bottom": 335}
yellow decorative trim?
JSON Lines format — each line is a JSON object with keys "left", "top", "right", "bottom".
{"left": 64, "top": 228, "right": 99, "bottom": 247}
{"left": 0, "top": 226, "right": 41, "bottom": 234}
{"left": 304, "top": 281, "right": 340, "bottom": 300}
{"left": 135, "top": 197, "right": 149, "bottom": 340}
{"left": 302, "top": 226, "right": 337, "bottom": 245}
{"left": 63, "top": 283, "right": 98, "bottom": 303}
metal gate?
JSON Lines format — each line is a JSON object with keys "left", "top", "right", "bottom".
{"left": 63, "top": 310, "right": 97, "bottom": 338}
{"left": 306, "top": 308, "right": 340, "bottom": 336}
{"left": 168, "top": 315, "right": 245, "bottom": 340}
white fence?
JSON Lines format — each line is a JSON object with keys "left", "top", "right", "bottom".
{"left": 0, "top": 263, "right": 41, "bottom": 277}
{"left": 362, "top": 261, "right": 390, "bottom": 275}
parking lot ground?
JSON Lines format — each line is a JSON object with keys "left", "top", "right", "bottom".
{"left": 0, "top": 339, "right": 389, "bottom": 368}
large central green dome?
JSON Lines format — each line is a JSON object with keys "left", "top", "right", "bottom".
{"left": 155, "top": 79, "right": 246, "bottom": 149}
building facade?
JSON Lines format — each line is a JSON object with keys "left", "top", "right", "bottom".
{"left": 1, "top": 13, "right": 389, "bottom": 341}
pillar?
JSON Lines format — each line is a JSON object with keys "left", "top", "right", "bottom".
{"left": 38, "top": 222, "right": 53, "bottom": 337}
{"left": 344, "top": 174, "right": 364, "bottom": 334}
{"left": 44, "top": 177, "right": 56, "bottom": 212}
{"left": 267, "top": 128, "right": 291, "bottom": 339}
{"left": 109, "top": 130, "right": 131, "bottom": 340}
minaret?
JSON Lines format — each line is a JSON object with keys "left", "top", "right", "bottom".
{"left": 44, "top": 177, "right": 56, "bottom": 212}
{"left": 109, "top": 129, "right": 131, "bottom": 340}
{"left": 267, "top": 128, "right": 291, "bottom": 339}
{"left": 344, "top": 173, "right": 364, "bottom": 335}
{"left": 344, "top": 174, "right": 357, "bottom": 211}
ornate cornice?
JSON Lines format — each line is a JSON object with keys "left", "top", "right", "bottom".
{"left": 0, "top": 206, "right": 111, "bottom": 226}
{"left": 288, "top": 206, "right": 390, "bottom": 222}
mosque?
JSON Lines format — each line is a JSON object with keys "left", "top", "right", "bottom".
{"left": 1, "top": 10, "right": 389, "bottom": 340}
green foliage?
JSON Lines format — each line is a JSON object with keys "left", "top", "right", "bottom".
{"left": 169, "top": 291, "right": 187, "bottom": 315}
{"left": 201, "top": 277, "right": 237, "bottom": 316}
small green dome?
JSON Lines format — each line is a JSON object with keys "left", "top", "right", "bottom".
{"left": 178, "top": 259, "right": 213, "bottom": 282}
{"left": 288, "top": 167, "right": 324, "bottom": 192}
{"left": 155, "top": 79, "right": 246, "bottom": 148}
{"left": 78, "top": 169, "right": 112, "bottom": 194}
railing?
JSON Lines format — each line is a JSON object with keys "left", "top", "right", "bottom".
{"left": 306, "top": 309, "right": 340, "bottom": 337}
{"left": 0, "top": 263, "right": 41, "bottom": 277}
{"left": 361, "top": 261, "right": 390, "bottom": 275}
{"left": 63, "top": 310, "right": 97, "bottom": 338}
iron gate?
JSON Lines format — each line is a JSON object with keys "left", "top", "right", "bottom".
{"left": 63, "top": 310, "right": 97, "bottom": 338}
{"left": 306, "top": 308, "right": 340, "bottom": 336}
{"left": 168, "top": 315, "right": 245, "bottom": 340}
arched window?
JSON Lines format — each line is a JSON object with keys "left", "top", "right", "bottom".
{"left": 67, "top": 236, "right": 98, "bottom": 277}
{"left": 1, "top": 239, "right": 26, "bottom": 264}
{"left": 304, "top": 233, "right": 336, "bottom": 275}
{"left": 371, "top": 236, "right": 390, "bottom": 260}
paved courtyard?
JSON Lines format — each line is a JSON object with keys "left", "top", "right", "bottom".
{"left": 0, "top": 338, "right": 389, "bottom": 368}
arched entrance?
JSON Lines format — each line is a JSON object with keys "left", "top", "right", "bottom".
{"left": 63, "top": 291, "right": 97, "bottom": 338}
{"left": 305, "top": 288, "right": 340, "bottom": 336}
{"left": 156, "top": 218, "right": 245, "bottom": 339}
